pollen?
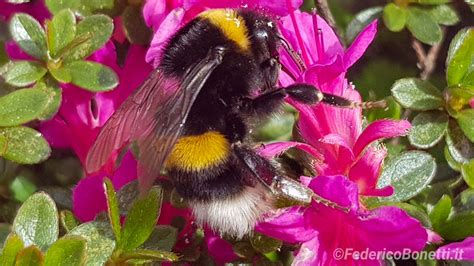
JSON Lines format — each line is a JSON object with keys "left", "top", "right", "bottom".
{"left": 166, "top": 131, "right": 230, "bottom": 171}
{"left": 200, "top": 9, "right": 251, "bottom": 52}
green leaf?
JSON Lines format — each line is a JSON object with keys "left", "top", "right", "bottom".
{"left": 0, "top": 127, "right": 51, "bottom": 164}
{"left": 48, "top": 66, "right": 71, "bottom": 83}
{"left": 391, "top": 78, "right": 444, "bottom": 110}
{"left": 0, "top": 87, "right": 50, "bottom": 127}
{"left": 446, "top": 28, "right": 474, "bottom": 86}
{"left": 456, "top": 109, "right": 474, "bottom": 142}
{"left": 59, "top": 210, "right": 79, "bottom": 232}
{"left": 65, "top": 15, "right": 113, "bottom": 61}
{"left": 250, "top": 233, "right": 282, "bottom": 254}
{"left": 65, "top": 61, "right": 118, "bottom": 91}
{"left": 45, "top": 0, "right": 115, "bottom": 16}
{"left": 377, "top": 151, "right": 437, "bottom": 202}
{"left": 4, "top": 61, "right": 47, "bottom": 87}
{"left": 44, "top": 236, "right": 86, "bottom": 266}
{"left": 438, "top": 211, "right": 474, "bottom": 241}
{"left": 14, "top": 246, "right": 44, "bottom": 266}
{"left": 67, "top": 222, "right": 115, "bottom": 266}
{"left": 121, "top": 6, "right": 152, "bottom": 45}
{"left": 0, "top": 224, "right": 12, "bottom": 250}
{"left": 383, "top": 3, "right": 408, "bottom": 32}
{"left": 462, "top": 159, "right": 474, "bottom": 188}
{"left": 12, "top": 192, "right": 58, "bottom": 251}
{"left": 120, "top": 249, "right": 179, "bottom": 263}
{"left": 345, "top": 6, "right": 383, "bottom": 43}
{"left": 367, "top": 97, "right": 402, "bottom": 121}
{"left": 10, "top": 175, "right": 37, "bottom": 202}
{"left": 47, "top": 9, "right": 76, "bottom": 58}
{"left": 408, "top": 111, "right": 448, "bottom": 149}
{"left": 140, "top": 225, "right": 177, "bottom": 252}
{"left": 34, "top": 80, "right": 62, "bottom": 121}
{"left": 9, "top": 14, "right": 47, "bottom": 60}
{"left": 120, "top": 186, "right": 162, "bottom": 251}
{"left": 446, "top": 120, "right": 474, "bottom": 164}
{"left": 445, "top": 146, "right": 461, "bottom": 171}
{"left": 453, "top": 188, "right": 474, "bottom": 213}
{"left": 428, "top": 4, "right": 460, "bottom": 26}
{"left": 406, "top": 8, "right": 442, "bottom": 45}
{"left": 429, "top": 194, "right": 452, "bottom": 231}
{"left": 103, "top": 178, "right": 121, "bottom": 246}
{"left": 0, "top": 234, "right": 24, "bottom": 266}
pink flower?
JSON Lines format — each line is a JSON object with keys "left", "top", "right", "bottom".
{"left": 256, "top": 175, "right": 428, "bottom": 265}
{"left": 73, "top": 152, "right": 138, "bottom": 222}
{"left": 39, "top": 44, "right": 153, "bottom": 169}
{"left": 261, "top": 11, "right": 410, "bottom": 197}
{"left": 436, "top": 237, "right": 474, "bottom": 261}
{"left": 0, "top": 0, "right": 50, "bottom": 22}
{"left": 143, "top": 0, "right": 303, "bottom": 66}
{"left": 205, "top": 228, "right": 238, "bottom": 265}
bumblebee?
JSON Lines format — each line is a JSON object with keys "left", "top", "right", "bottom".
{"left": 86, "top": 8, "right": 357, "bottom": 238}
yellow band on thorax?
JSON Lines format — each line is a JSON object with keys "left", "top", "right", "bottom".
{"left": 200, "top": 9, "right": 250, "bottom": 52}
{"left": 166, "top": 131, "right": 230, "bottom": 171}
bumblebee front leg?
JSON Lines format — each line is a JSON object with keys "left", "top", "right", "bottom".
{"left": 241, "top": 84, "right": 323, "bottom": 116}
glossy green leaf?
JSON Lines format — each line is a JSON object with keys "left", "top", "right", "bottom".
{"left": 462, "top": 159, "right": 474, "bottom": 188}
{"left": 68, "top": 222, "right": 115, "bottom": 266}
{"left": 456, "top": 109, "right": 474, "bottom": 142}
{"left": 65, "top": 61, "right": 118, "bottom": 91}
{"left": 0, "top": 127, "right": 51, "bottom": 164}
{"left": 47, "top": 9, "right": 76, "bottom": 58}
{"left": 250, "top": 233, "right": 282, "bottom": 254}
{"left": 140, "top": 225, "right": 177, "bottom": 252}
{"left": 65, "top": 15, "right": 113, "bottom": 61}
{"left": 0, "top": 234, "right": 24, "bottom": 266}
{"left": 377, "top": 151, "right": 437, "bottom": 202}
{"left": 60, "top": 210, "right": 79, "bottom": 232}
{"left": 103, "top": 178, "right": 121, "bottom": 245}
{"left": 0, "top": 87, "right": 50, "bottom": 127}
{"left": 383, "top": 3, "right": 407, "bottom": 32}
{"left": 34, "top": 80, "right": 62, "bottom": 121}
{"left": 233, "top": 242, "right": 255, "bottom": 259}
{"left": 446, "top": 121, "right": 474, "bottom": 164}
{"left": 48, "top": 66, "right": 72, "bottom": 83}
{"left": 44, "top": 236, "right": 86, "bottom": 266}
{"left": 120, "top": 186, "right": 162, "bottom": 251}
{"left": 15, "top": 246, "right": 44, "bottom": 266}
{"left": 429, "top": 194, "right": 452, "bottom": 231}
{"left": 346, "top": 6, "right": 383, "bottom": 43}
{"left": 120, "top": 249, "right": 179, "bottom": 263}
{"left": 446, "top": 28, "right": 474, "bottom": 86}
{"left": 367, "top": 96, "right": 402, "bottom": 121}
{"left": 408, "top": 111, "right": 448, "bottom": 148}
{"left": 428, "top": 4, "right": 460, "bottom": 26}
{"left": 4, "top": 61, "right": 47, "bottom": 87}
{"left": 391, "top": 78, "right": 443, "bottom": 110}
{"left": 445, "top": 146, "right": 461, "bottom": 171}
{"left": 45, "top": 0, "right": 82, "bottom": 15}
{"left": 438, "top": 211, "right": 474, "bottom": 241}
{"left": 45, "top": 0, "right": 114, "bottom": 16}
{"left": 453, "top": 188, "right": 474, "bottom": 213}
{"left": 116, "top": 180, "right": 139, "bottom": 216}
{"left": 0, "top": 224, "right": 11, "bottom": 250}
{"left": 406, "top": 8, "right": 442, "bottom": 45}
{"left": 12, "top": 192, "right": 58, "bottom": 251}
{"left": 10, "top": 175, "right": 37, "bottom": 202}
{"left": 9, "top": 14, "right": 47, "bottom": 60}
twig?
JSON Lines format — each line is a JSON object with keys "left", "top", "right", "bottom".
{"left": 314, "top": 0, "right": 345, "bottom": 46}
{"left": 411, "top": 28, "right": 445, "bottom": 80}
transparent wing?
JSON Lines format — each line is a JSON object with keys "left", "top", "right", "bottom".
{"left": 86, "top": 47, "right": 226, "bottom": 191}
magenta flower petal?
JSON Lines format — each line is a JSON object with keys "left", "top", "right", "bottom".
{"left": 292, "top": 237, "right": 320, "bottom": 266}
{"left": 308, "top": 175, "right": 358, "bottom": 210}
{"left": 349, "top": 146, "right": 393, "bottom": 197}
{"left": 343, "top": 20, "right": 377, "bottom": 69}
{"left": 258, "top": 141, "right": 323, "bottom": 160}
{"left": 146, "top": 8, "right": 185, "bottom": 67}
{"left": 470, "top": 98, "right": 474, "bottom": 108}
{"left": 436, "top": 237, "right": 474, "bottom": 261}
{"left": 352, "top": 119, "right": 411, "bottom": 157}
{"left": 256, "top": 206, "right": 317, "bottom": 243}
{"left": 205, "top": 228, "right": 238, "bottom": 265}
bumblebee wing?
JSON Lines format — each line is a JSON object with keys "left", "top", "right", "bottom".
{"left": 86, "top": 47, "right": 226, "bottom": 190}
{"left": 85, "top": 69, "right": 180, "bottom": 173}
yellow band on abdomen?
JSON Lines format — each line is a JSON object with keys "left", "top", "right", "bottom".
{"left": 166, "top": 131, "right": 230, "bottom": 171}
